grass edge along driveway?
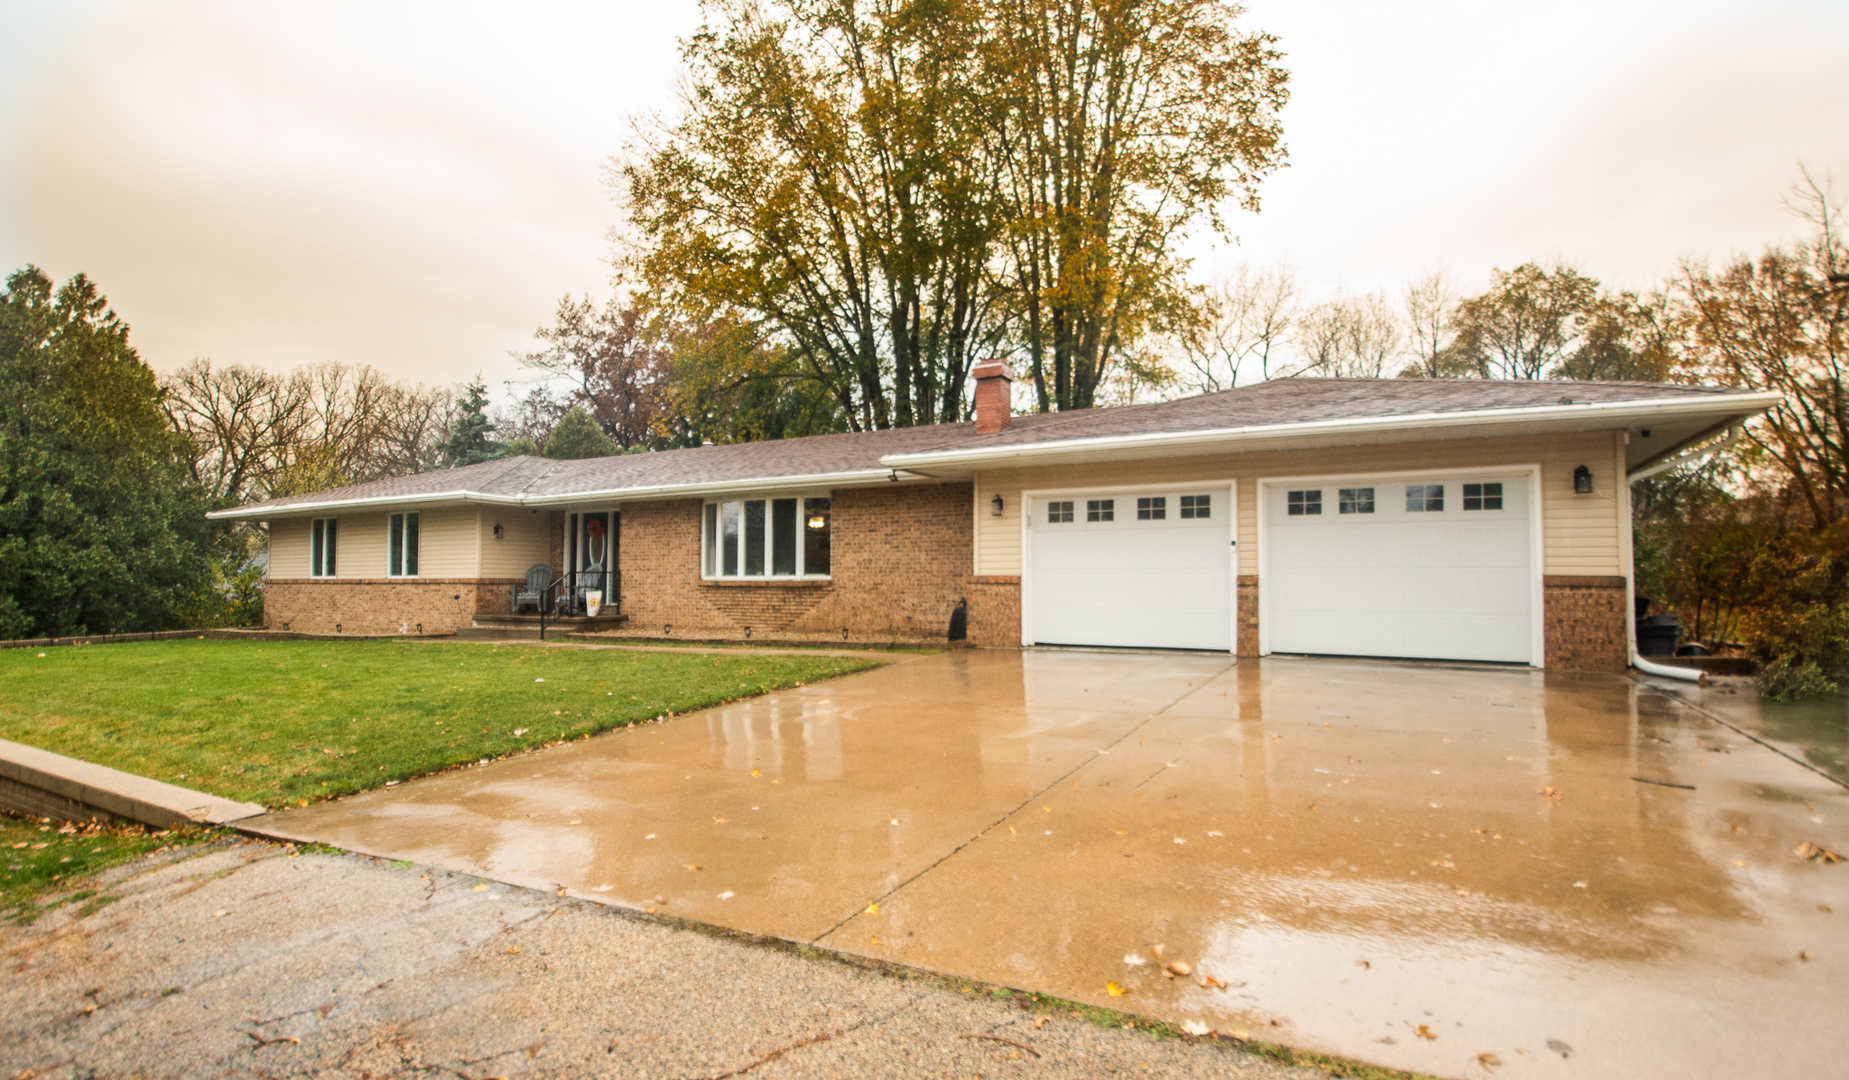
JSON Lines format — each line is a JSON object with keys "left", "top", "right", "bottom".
{"left": 0, "top": 639, "right": 881, "bottom": 809}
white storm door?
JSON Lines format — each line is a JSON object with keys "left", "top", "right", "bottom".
{"left": 1026, "top": 488, "right": 1233, "bottom": 651}
{"left": 1263, "top": 473, "right": 1536, "bottom": 663}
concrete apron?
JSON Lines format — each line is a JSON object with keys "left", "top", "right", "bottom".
{"left": 248, "top": 651, "right": 1848, "bottom": 1079}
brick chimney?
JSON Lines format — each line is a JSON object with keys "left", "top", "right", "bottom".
{"left": 972, "top": 360, "right": 1015, "bottom": 435}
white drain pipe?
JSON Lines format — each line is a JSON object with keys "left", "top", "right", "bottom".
{"left": 1623, "top": 429, "right": 1740, "bottom": 686}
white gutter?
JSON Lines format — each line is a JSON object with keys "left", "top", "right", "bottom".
{"left": 205, "top": 468, "right": 901, "bottom": 521}
{"left": 877, "top": 391, "right": 1784, "bottom": 470}
{"left": 1621, "top": 455, "right": 1707, "bottom": 686}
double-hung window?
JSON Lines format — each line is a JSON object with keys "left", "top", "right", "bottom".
{"left": 310, "top": 518, "right": 338, "bottom": 577}
{"left": 388, "top": 512, "right": 420, "bottom": 577}
{"left": 703, "top": 495, "right": 830, "bottom": 578}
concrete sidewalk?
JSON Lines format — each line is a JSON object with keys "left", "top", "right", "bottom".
{"left": 1, "top": 838, "right": 1319, "bottom": 1080}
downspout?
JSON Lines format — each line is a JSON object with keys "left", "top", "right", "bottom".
{"left": 1623, "top": 426, "right": 1744, "bottom": 685}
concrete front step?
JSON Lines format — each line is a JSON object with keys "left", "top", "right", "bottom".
{"left": 457, "top": 613, "right": 629, "bottom": 641}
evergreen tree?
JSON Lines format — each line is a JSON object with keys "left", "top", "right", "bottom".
{"left": 0, "top": 266, "right": 214, "bottom": 637}
{"left": 544, "top": 407, "right": 619, "bottom": 460}
{"left": 436, "top": 376, "right": 504, "bottom": 466}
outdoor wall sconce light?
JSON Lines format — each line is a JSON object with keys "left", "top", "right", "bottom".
{"left": 493, "top": 522, "right": 505, "bottom": 540}
{"left": 1573, "top": 465, "right": 1594, "bottom": 494}
{"left": 991, "top": 493, "right": 1004, "bottom": 516}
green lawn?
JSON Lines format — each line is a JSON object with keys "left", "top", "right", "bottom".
{"left": 0, "top": 812, "right": 222, "bottom": 924}
{"left": 0, "top": 639, "right": 879, "bottom": 808}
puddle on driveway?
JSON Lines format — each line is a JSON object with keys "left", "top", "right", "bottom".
{"left": 257, "top": 652, "right": 1848, "bottom": 1080}
{"left": 1667, "top": 679, "right": 1849, "bottom": 785}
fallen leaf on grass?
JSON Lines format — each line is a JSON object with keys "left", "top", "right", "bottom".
{"left": 1105, "top": 982, "right": 1128, "bottom": 997}
{"left": 1796, "top": 841, "right": 1843, "bottom": 863}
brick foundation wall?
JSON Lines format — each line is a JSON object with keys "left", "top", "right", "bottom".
{"left": 963, "top": 576, "right": 1021, "bottom": 647}
{"left": 1236, "top": 576, "right": 1260, "bottom": 658}
{"left": 618, "top": 483, "right": 974, "bottom": 642}
{"left": 1542, "top": 575, "right": 1628, "bottom": 673}
{"left": 265, "top": 579, "right": 520, "bottom": 636}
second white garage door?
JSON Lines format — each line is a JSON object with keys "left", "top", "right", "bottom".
{"left": 1026, "top": 488, "right": 1234, "bottom": 651}
{"left": 1261, "top": 472, "right": 1539, "bottom": 664}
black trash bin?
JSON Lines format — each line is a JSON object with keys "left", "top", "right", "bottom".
{"left": 1637, "top": 613, "right": 1682, "bottom": 657}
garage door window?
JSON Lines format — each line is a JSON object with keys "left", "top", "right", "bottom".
{"left": 1047, "top": 501, "right": 1075, "bottom": 523}
{"left": 1137, "top": 497, "right": 1166, "bottom": 520}
{"left": 1338, "top": 487, "right": 1374, "bottom": 514}
{"left": 1179, "top": 495, "right": 1210, "bottom": 519}
{"left": 1463, "top": 482, "right": 1503, "bottom": 511}
{"left": 1086, "top": 499, "right": 1114, "bottom": 522}
{"left": 1406, "top": 484, "right": 1444, "bottom": 512}
{"left": 1286, "top": 490, "right": 1321, "bottom": 516}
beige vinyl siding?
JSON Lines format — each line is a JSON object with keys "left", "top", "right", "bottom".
{"left": 413, "top": 505, "right": 478, "bottom": 576}
{"left": 973, "top": 430, "right": 1624, "bottom": 577}
{"left": 480, "top": 509, "right": 555, "bottom": 577}
{"left": 269, "top": 518, "right": 312, "bottom": 577}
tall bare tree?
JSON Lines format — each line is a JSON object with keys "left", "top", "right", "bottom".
{"left": 1292, "top": 291, "right": 1400, "bottom": 378}
{"left": 1174, "top": 263, "right": 1296, "bottom": 390}
{"left": 1401, "top": 269, "right": 1456, "bottom": 378}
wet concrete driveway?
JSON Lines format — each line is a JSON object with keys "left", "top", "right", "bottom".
{"left": 254, "top": 651, "right": 1848, "bottom": 1079}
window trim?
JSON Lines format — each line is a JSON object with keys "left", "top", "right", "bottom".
{"left": 700, "top": 490, "right": 833, "bottom": 580}
{"left": 387, "top": 511, "right": 420, "bottom": 578}
{"left": 309, "top": 517, "right": 338, "bottom": 578}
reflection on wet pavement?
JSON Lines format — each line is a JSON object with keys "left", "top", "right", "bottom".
{"left": 257, "top": 652, "right": 1848, "bottom": 1080}
{"left": 1665, "top": 679, "right": 1849, "bottom": 786}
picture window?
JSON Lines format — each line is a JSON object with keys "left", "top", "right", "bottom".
{"left": 1406, "top": 484, "right": 1444, "bottom": 512}
{"left": 1286, "top": 490, "right": 1322, "bottom": 516}
{"left": 1463, "top": 482, "right": 1504, "bottom": 511}
{"left": 1179, "top": 495, "right": 1210, "bottom": 519}
{"left": 1338, "top": 488, "right": 1375, "bottom": 514}
{"left": 1136, "top": 496, "right": 1167, "bottom": 520}
{"left": 1086, "top": 499, "right": 1114, "bottom": 522}
{"left": 1047, "top": 501, "right": 1075, "bottom": 523}
{"left": 703, "top": 495, "right": 829, "bottom": 577}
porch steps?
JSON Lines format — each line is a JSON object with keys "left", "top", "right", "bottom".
{"left": 454, "top": 613, "right": 629, "bottom": 641}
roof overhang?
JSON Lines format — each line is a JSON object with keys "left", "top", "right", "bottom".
{"left": 876, "top": 392, "right": 1784, "bottom": 474}
{"left": 205, "top": 468, "right": 907, "bottom": 521}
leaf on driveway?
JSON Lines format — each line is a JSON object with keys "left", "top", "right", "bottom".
{"left": 1541, "top": 787, "right": 1561, "bottom": 801}
{"left": 686, "top": 864, "right": 703, "bottom": 871}
{"left": 1105, "top": 982, "right": 1128, "bottom": 997}
{"left": 864, "top": 902, "right": 879, "bottom": 915}
{"left": 1413, "top": 1024, "right": 1437, "bottom": 1041}
{"left": 1198, "top": 974, "right": 1227, "bottom": 989}
{"left": 1163, "top": 961, "right": 1192, "bottom": 978}
{"left": 1123, "top": 953, "right": 1147, "bottom": 966}
{"left": 1478, "top": 1051, "right": 1502, "bottom": 1070}
{"left": 1796, "top": 841, "right": 1843, "bottom": 863}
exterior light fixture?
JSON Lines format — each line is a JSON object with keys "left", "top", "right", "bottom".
{"left": 991, "top": 493, "right": 1004, "bottom": 516}
{"left": 493, "top": 522, "right": 505, "bottom": 540}
{"left": 1573, "top": 465, "right": 1593, "bottom": 494}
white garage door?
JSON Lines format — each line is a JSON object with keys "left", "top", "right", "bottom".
{"left": 1263, "top": 473, "right": 1537, "bottom": 664}
{"left": 1026, "top": 488, "right": 1233, "bottom": 651}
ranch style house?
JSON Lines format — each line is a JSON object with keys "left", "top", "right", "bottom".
{"left": 208, "top": 367, "right": 1777, "bottom": 671}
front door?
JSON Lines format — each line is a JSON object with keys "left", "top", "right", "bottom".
{"left": 568, "top": 511, "right": 619, "bottom": 614}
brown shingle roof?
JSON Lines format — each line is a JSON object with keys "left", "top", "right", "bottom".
{"left": 213, "top": 378, "right": 1764, "bottom": 517}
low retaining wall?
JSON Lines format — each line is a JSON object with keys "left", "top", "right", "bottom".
{"left": 0, "top": 738, "right": 264, "bottom": 827}
{"left": 0, "top": 629, "right": 219, "bottom": 651}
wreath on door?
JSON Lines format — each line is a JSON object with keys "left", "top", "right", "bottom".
{"left": 586, "top": 516, "right": 606, "bottom": 565}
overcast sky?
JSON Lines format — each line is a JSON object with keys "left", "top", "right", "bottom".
{"left": 1, "top": 0, "right": 1845, "bottom": 400}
